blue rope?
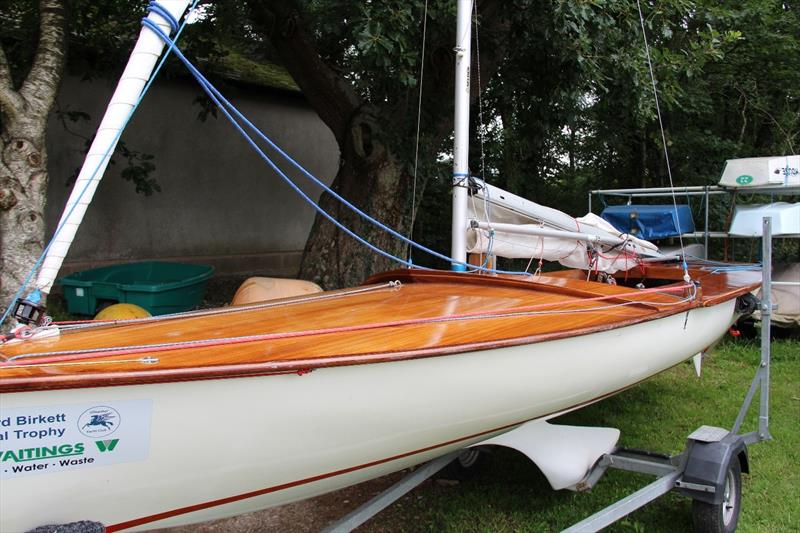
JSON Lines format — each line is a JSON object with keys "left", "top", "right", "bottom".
{"left": 146, "top": 1, "right": 179, "bottom": 33}
{"left": 682, "top": 256, "right": 761, "bottom": 274}
{"left": 142, "top": 19, "right": 534, "bottom": 277}
{"left": 140, "top": 20, "right": 422, "bottom": 269}
{"left": 0, "top": 1, "right": 199, "bottom": 327}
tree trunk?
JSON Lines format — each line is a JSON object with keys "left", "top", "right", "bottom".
{"left": 249, "top": 0, "right": 509, "bottom": 289}
{"left": 0, "top": 0, "right": 65, "bottom": 328}
{"left": 299, "top": 113, "right": 411, "bottom": 288}
{"left": 0, "top": 127, "right": 49, "bottom": 319}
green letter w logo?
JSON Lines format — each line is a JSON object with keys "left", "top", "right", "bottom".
{"left": 95, "top": 439, "right": 119, "bottom": 452}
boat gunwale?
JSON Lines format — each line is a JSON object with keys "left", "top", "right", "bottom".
{"left": 0, "top": 267, "right": 759, "bottom": 393}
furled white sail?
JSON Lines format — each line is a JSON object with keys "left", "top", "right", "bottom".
{"left": 466, "top": 180, "right": 661, "bottom": 273}
{"left": 34, "top": 1, "right": 192, "bottom": 294}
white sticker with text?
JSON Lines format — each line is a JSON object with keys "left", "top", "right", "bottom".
{"left": 0, "top": 399, "right": 152, "bottom": 478}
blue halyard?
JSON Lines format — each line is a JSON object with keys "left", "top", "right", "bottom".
{"left": 139, "top": 13, "right": 534, "bottom": 278}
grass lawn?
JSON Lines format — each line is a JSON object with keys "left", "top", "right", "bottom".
{"left": 375, "top": 337, "right": 799, "bottom": 532}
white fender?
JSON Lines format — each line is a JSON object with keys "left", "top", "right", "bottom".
{"left": 475, "top": 421, "right": 620, "bottom": 490}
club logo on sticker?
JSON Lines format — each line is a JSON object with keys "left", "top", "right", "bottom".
{"left": 78, "top": 406, "right": 120, "bottom": 438}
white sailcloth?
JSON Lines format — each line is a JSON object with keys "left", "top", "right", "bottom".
{"left": 466, "top": 181, "right": 660, "bottom": 273}
{"left": 34, "top": 1, "right": 191, "bottom": 294}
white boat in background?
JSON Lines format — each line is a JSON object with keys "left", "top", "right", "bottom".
{"left": 0, "top": 1, "right": 760, "bottom": 531}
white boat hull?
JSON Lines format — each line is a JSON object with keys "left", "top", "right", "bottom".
{"left": 0, "top": 300, "right": 734, "bottom": 531}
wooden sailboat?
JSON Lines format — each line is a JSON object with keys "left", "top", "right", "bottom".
{"left": 0, "top": 1, "right": 760, "bottom": 531}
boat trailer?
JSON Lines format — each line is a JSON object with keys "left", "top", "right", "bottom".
{"left": 322, "top": 218, "right": 777, "bottom": 533}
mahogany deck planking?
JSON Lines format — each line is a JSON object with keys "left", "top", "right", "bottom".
{"left": 0, "top": 267, "right": 760, "bottom": 392}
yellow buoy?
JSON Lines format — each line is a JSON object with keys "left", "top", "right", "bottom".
{"left": 94, "top": 303, "right": 151, "bottom": 321}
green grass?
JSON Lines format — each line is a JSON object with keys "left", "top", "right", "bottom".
{"left": 374, "top": 337, "right": 799, "bottom": 532}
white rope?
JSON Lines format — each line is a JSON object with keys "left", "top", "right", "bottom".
{"left": 56, "top": 282, "right": 398, "bottom": 332}
{"left": 473, "top": 0, "right": 487, "bottom": 179}
{"left": 6, "top": 289, "right": 697, "bottom": 362}
{"left": 407, "top": 0, "right": 430, "bottom": 262}
{"left": 0, "top": 358, "right": 158, "bottom": 369}
{"left": 635, "top": 0, "right": 690, "bottom": 282}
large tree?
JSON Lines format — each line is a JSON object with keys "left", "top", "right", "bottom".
{"left": 247, "top": 0, "right": 799, "bottom": 283}
{"left": 246, "top": 0, "right": 513, "bottom": 287}
{"left": 0, "top": 0, "right": 65, "bottom": 321}
{"left": 0, "top": 0, "right": 217, "bottom": 323}
{"left": 493, "top": 0, "right": 798, "bottom": 198}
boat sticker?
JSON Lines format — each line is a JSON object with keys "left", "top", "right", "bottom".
{"left": 0, "top": 399, "right": 151, "bottom": 479}
{"left": 735, "top": 174, "right": 754, "bottom": 185}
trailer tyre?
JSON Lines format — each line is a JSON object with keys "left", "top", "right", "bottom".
{"left": 692, "top": 458, "right": 742, "bottom": 533}
{"left": 440, "top": 448, "right": 483, "bottom": 480}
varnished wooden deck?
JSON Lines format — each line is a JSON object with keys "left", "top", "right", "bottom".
{"left": 0, "top": 266, "right": 760, "bottom": 392}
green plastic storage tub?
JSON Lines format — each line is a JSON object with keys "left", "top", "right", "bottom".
{"left": 59, "top": 261, "right": 214, "bottom": 316}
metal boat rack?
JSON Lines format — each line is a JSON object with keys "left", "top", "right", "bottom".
{"left": 588, "top": 184, "right": 799, "bottom": 260}
{"left": 323, "top": 218, "right": 777, "bottom": 533}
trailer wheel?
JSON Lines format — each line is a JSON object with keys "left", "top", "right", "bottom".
{"left": 692, "top": 458, "right": 742, "bottom": 533}
{"left": 440, "top": 448, "right": 483, "bottom": 480}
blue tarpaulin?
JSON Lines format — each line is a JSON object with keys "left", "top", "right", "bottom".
{"left": 601, "top": 204, "right": 695, "bottom": 240}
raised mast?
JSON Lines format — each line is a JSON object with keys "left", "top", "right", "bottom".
{"left": 33, "top": 1, "right": 191, "bottom": 295}
{"left": 450, "top": 0, "right": 473, "bottom": 271}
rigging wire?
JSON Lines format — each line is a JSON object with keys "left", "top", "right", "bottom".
{"left": 635, "top": 0, "right": 690, "bottom": 282}
{"left": 3, "top": 282, "right": 696, "bottom": 365}
{"left": 3, "top": 1, "right": 715, "bottom": 333}
{"left": 468, "top": 3, "right": 497, "bottom": 272}
{"left": 407, "top": 0, "right": 429, "bottom": 263}
{"left": 55, "top": 283, "right": 396, "bottom": 330}
{"left": 473, "top": 0, "right": 487, "bottom": 179}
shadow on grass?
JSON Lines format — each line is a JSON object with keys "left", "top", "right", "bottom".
{"left": 381, "top": 444, "right": 693, "bottom": 532}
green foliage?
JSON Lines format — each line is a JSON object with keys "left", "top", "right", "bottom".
{"left": 3, "top": 0, "right": 797, "bottom": 261}
{"left": 244, "top": 1, "right": 796, "bottom": 268}
{"left": 415, "top": 0, "right": 798, "bottom": 266}
{"left": 54, "top": 103, "right": 161, "bottom": 196}
{"left": 490, "top": 0, "right": 796, "bottom": 196}
{"left": 303, "top": 0, "right": 455, "bottom": 92}
{"left": 116, "top": 143, "right": 159, "bottom": 196}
